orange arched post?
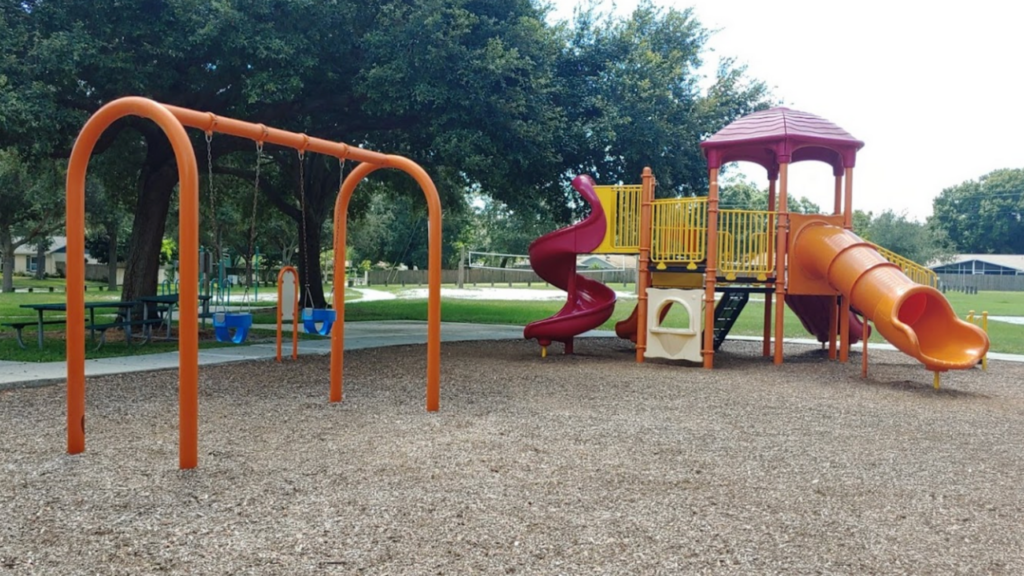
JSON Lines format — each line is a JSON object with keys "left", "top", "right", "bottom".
{"left": 635, "top": 167, "right": 654, "bottom": 363}
{"left": 773, "top": 163, "right": 790, "bottom": 365}
{"left": 333, "top": 159, "right": 442, "bottom": 411}
{"left": 276, "top": 265, "right": 299, "bottom": 361}
{"left": 702, "top": 167, "right": 720, "bottom": 369}
{"left": 66, "top": 97, "right": 201, "bottom": 469}
{"left": 763, "top": 177, "right": 777, "bottom": 358}
{"left": 66, "top": 96, "right": 442, "bottom": 468}
{"left": 839, "top": 167, "right": 855, "bottom": 362}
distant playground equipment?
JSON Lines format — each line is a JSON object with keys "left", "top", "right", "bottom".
{"left": 276, "top": 265, "right": 300, "bottom": 362}
{"left": 65, "top": 96, "right": 442, "bottom": 470}
{"left": 524, "top": 107, "right": 990, "bottom": 381}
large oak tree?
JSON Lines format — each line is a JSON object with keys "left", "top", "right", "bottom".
{"left": 3, "top": 0, "right": 772, "bottom": 306}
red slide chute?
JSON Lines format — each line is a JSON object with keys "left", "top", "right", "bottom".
{"left": 523, "top": 175, "right": 616, "bottom": 354}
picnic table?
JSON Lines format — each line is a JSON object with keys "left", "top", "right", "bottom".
{"left": 9, "top": 301, "right": 145, "bottom": 350}
{"left": 139, "top": 294, "right": 212, "bottom": 340}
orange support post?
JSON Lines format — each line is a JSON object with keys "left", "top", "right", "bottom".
{"left": 334, "top": 160, "right": 442, "bottom": 411}
{"left": 763, "top": 178, "right": 776, "bottom": 358}
{"left": 839, "top": 297, "right": 851, "bottom": 362}
{"left": 861, "top": 319, "right": 870, "bottom": 378}
{"left": 843, "top": 167, "right": 854, "bottom": 229}
{"left": 635, "top": 168, "right": 654, "bottom": 363}
{"left": 276, "top": 265, "right": 299, "bottom": 362}
{"left": 839, "top": 167, "right": 855, "bottom": 361}
{"left": 702, "top": 167, "right": 720, "bottom": 369}
{"left": 833, "top": 174, "right": 842, "bottom": 215}
{"left": 828, "top": 296, "right": 838, "bottom": 360}
{"left": 773, "top": 163, "right": 790, "bottom": 365}
{"left": 66, "top": 96, "right": 443, "bottom": 469}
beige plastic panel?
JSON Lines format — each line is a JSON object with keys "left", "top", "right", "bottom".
{"left": 644, "top": 288, "right": 704, "bottom": 362}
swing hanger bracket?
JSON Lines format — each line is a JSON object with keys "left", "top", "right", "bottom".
{"left": 255, "top": 123, "right": 269, "bottom": 149}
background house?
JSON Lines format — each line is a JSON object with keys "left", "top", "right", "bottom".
{"left": 4, "top": 236, "right": 161, "bottom": 286}
{"left": 931, "top": 254, "right": 1024, "bottom": 291}
{"left": 12, "top": 236, "right": 68, "bottom": 276}
{"left": 578, "top": 254, "right": 637, "bottom": 270}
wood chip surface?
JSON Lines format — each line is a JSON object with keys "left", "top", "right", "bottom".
{"left": 1, "top": 339, "right": 1021, "bottom": 574}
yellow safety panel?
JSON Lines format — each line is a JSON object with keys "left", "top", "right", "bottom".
{"left": 593, "top": 184, "right": 642, "bottom": 254}
{"left": 650, "top": 197, "right": 707, "bottom": 266}
{"left": 717, "top": 209, "right": 776, "bottom": 281}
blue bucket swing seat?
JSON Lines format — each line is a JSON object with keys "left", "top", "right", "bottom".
{"left": 214, "top": 311, "right": 253, "bottom": 344}
{"left": 302, "top": 307, "right": 336, "bottom": 336}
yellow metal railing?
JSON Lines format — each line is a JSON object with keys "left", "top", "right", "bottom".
{"left": 587, "top": 181, "right": 936, "bottom": 290}
{"left": 717, "top": 209, "right": 776, "bottom": 280}
{"left": 593, "top": 184, "right": 642, "bottom": 253}
{"left": 872, "top": 244, "right": 939, "bottom": 287}
{"left": 650, "top": 197, "right": 708, "bottom": 267}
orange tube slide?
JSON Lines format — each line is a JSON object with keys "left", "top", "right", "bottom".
{"left": 792, "top": 223, "right": 988, "bottom": 371}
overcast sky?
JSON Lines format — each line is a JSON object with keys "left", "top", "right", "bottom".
{"left": 548, "top": 0, "right": 1024, "bottom": 221}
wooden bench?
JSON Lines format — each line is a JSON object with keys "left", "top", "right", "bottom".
{"left": 1, "top": 320, "right": 69, "bottom": 349}
{"left": 2, "top": 317, "right": 166, "bottom": 350}
{"left": 88, "top": 317, "right": 168, "bottom": 349}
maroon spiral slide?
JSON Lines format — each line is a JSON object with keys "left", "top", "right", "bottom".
{"left": 523, "top": 175, "right": 617, "bottom": 354}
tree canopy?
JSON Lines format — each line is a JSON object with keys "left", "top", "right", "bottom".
{"left": 717, "top": 174, "right": 821, "bottom": 214}
{"left": 2, "top": 0, "right": 773, "bottom": 303}
{"left": 0, "top": 148, "right": 65, "bottom": 292}
{"left": 931, "top": 168, "right": 1024, "bottom": 255}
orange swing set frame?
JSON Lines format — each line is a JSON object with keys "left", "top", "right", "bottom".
{"left": 66, "top": 96, "right": 442, "bottom": 469}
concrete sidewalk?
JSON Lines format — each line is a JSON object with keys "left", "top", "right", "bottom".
{"left": 2, "top": 321, "right": 1015, "bottom": 391}
{"left": 0, "top": 321, "right": 615, "bottom": 390}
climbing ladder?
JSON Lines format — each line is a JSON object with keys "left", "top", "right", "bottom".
{"left": 712, "top": 289, "right": 749, "bottom": 350}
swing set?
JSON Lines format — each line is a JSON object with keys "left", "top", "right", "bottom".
{"left": 65, "top": 96, "right": 442, "bottom": 470}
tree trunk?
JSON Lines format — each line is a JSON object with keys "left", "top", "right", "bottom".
{"left": 121, "top": 164, "right": 177, "bottom": 316}
{"left": 1, "top": 232, "right": 15, "bottom": 293}
{"left": 35, "top": 242, "right": 46, "bottom": 279}
{"left": 243, "top": 255, "right": 253, "bottom": 288}
{"left": 106, "top": 226, "right": 119, "bottom": 291}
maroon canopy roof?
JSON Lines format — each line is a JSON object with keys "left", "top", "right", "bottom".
{"left": 701, "top": 107, "right": 864, "bottom": 178}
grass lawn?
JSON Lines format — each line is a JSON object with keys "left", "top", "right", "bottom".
{"left": 3, "top": 277, "right": 109, "bottom": 291}
{"left": 0, "top": 291, "right": 124, "bottom": 321}
{"left": 2, "top": 285, "right": 1021, "bottom": 360}
{"left": 343, "top": 289, "right": 1024, "bottom": 355}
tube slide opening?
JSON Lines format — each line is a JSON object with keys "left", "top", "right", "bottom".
{"left": 896, "top": 291, "right": 929, "bottom": 326}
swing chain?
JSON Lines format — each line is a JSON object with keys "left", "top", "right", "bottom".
{"left": 205, "top": 132, "right": 220, "bottom": 262}
{"left": 298, "top": 149, "right": 314, "bottom": 309}
{"left": 204, "top": 132, "right": 228, "bottom": 314}
{"left": 242, "top": 141, "right": 263, "bottom": 310}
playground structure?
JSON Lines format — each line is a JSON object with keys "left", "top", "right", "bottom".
{"left": 65, "top": 96, "right": 443, "bottom": 469}
{"left": 525, "top": 107, "right": 990, "bottom": 377}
